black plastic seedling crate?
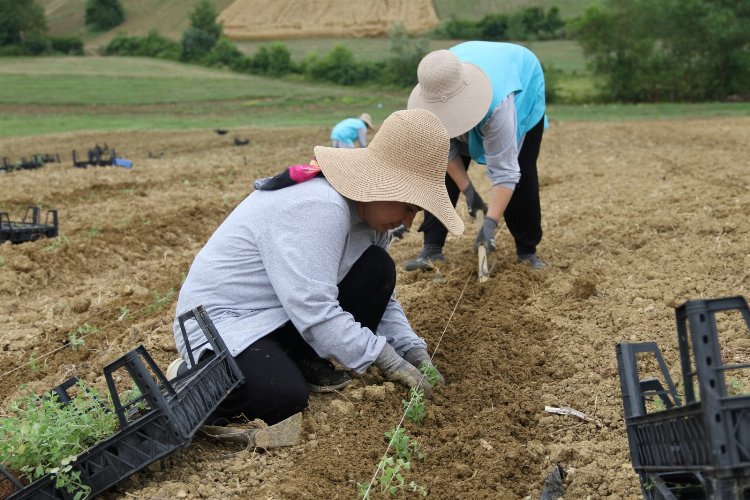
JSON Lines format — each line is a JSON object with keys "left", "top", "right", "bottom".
{"left": 0, "top": 206, "right": 58, "bottom": 244}
{"left": 617, "top": 296, "right": 750, "bottom": 500}
{"left": 0, "top": 306, "right": 244, "bottom": 499}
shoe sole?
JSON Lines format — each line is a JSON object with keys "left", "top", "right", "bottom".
{"left": 307, "top": 378, "right": 352, "bottom": 393}
{"left": 166, "top": 358, "right": 187, "bottom": 380}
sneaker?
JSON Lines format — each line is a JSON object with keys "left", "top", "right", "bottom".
{"left": 517, "top": 253, "right": 547, "bottom": 269}
{"left": 296, "top": 357, "right": 352, "bottom": 393}
{"left": 166, "top": 358, "right": 189, "bottom": 380}
{"left": 403, "top": 254, "right": 444, "bottom": 272}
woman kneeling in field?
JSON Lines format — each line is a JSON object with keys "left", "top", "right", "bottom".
{"left": 169, "top": 109, "right": 461, "bottom": 426}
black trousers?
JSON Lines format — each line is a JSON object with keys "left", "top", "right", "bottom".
{"left": 212, "top": 245, "right": 396, "bottom": 425}
{"left": 419, "top": 116, "right": 545, "bottom": 255}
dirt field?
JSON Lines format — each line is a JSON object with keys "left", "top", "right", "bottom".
{"left": 219, "top": 0, "right": 440, "bottom": 40}
{"left": 1, "top": 117, "right": 749, "bottom": 498}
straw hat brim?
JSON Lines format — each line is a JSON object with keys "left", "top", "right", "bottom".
{"left": 313, "top": 145, "right": 464, "bottom": 236}
{"left": 407, "top": 62, "right": 493, "bottom": 138}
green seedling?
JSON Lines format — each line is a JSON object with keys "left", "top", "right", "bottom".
{"left": 144, "top": 289, "right": 174, "bottom": 315}
{"left": 67, "top": 324, "right": 98, "bottom": 351}
{"left": 0, "top": 256, "right": 5, "bottom": 267}
{"left": 67, "top": 332, "right": 85, "bottom": 351}
{"left": 402, "top": 387, "right": 426, "bottom": 424}
{"left": 117, "top": 306, "right": 129, "bottom": 321}
{"left": 0, "top": 382, "right": 118, "bottom": 499}
{"left": 43, "top": 234, "right": 69, "bottom": 252}
{"left": 384, "top": 427, "right": 423, "bottom": 462}
{"left": 420, "top": 363, "right": 440, "bottom": 387}
{"left": 29, "top": 352, "right": 44, "bottom": 373}
{"left": 86, "top": 226, "right": 100, "bottom": 239}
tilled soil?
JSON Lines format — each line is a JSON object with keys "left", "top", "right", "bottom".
{"left": 1, "top": 117, "right": 749, "bottom": 499}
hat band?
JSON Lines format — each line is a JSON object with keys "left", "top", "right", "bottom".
{"left": 420, "top": 74, "right": 470, "bottom": 103}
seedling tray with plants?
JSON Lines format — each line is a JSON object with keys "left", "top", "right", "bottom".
{"left": 0, "top": 306, "right": 244, "bottom": 499}
{"left": 616, "top": 296, "right": 750, "bottom": 500}
{"left": 0, "top": 207, "right": 59, "bottom": 244}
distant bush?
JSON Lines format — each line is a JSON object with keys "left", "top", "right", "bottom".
{"left": 304, "top": 45, "right": 381, "bottom": 86}
{"left": 381, "top": 23, "right": 429, "bottom": 86}
{"left": 204, "top": 37, "right": 248, "bottom": 70}
{"left": 431, "top": 6, "right": 565, "bottom": 41}
{"left": 50, "top": 36, "right": 84, "bottom": 55}
{"left": 249, "top": 42, "right": 295, "bottom": 77}
{"left": 102, "top": 31, "right": 180, "bottom": 60}
{"left": 181, "top": 0, "right": 222, "bottom": 61}
{"left": 85, "top": 0, "right": 125, "bottom": 32}
{"left": 180, "top": 27, "right": 217, "bottom": 61}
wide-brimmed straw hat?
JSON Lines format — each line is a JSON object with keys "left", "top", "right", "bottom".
{"left": 358, "top": 113, "right": 374, "bottom": 129}
{"left": 314, "top": 109, "right": 464, "bottom": 235}
{"left": 407, "top": 50, "right": 493, "bottom": 138}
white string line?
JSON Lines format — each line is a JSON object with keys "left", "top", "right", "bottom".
{"left": 0, "top": 300, "right": 167, "bottom": 380}
{"left": 363, "top": 267, "right": 473, "bottom": 498}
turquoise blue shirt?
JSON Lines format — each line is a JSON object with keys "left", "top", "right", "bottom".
{"left": 330, "top": 118, "right": 368, "bottom": 147}
{"left": 450, "top": 42, "right": 546, "bottom": 165}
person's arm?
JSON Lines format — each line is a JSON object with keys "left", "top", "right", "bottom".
{"left": 357, "top": 126, "right": 368, "bottom": 148}
{"left": 482, "top": 94, "right": 521, "bottom": 221}
{"left": 258, "top": 200, "right": 385, "bottom": 373}
{"left": 371, "top": 233, "right": 428, "bottom": 356}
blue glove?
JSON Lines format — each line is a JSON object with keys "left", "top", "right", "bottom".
{"left": 464, "top": 182, "right": 488, "bottom": 218}
{"left": 473, "top": 216, "right": 497, "bottom": 253}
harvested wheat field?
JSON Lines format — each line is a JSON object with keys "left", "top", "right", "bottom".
{"left": 1, "top": 117, "right": 749, "bottom": 498}
{"left": 219, "top": 0, "right": 440, "bottom": 40}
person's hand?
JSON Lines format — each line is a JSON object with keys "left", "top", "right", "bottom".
{"left": 464, "top": 182, "right": 488, "bottom": 218}
{"left": 473, "top": 216, "right": 498, "bottom": 253}
{"left": 374, "top": 343, "right": 431, "bottom": 395}
{"left": 402, "top": 347, "right": 446, "bottom": 386}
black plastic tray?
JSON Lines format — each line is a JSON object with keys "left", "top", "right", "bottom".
{"left": 617, "top": 296, "right": 750, "bottom": 499}
{"left": 0, "top": 207, "right": 59, "bottom": 244}
{"left": 0, "top": 306, "right": 244, "bottom": 499}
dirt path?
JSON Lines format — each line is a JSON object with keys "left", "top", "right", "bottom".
{"left": 1, "top": 117, "right": 749, "bottom": 498}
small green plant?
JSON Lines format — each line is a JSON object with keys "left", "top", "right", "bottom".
{"left": 357, "top": 456, "right": 428, "bottom": 498}
{"left": 144, "top": 289, "right": 174, "bottom": 315}
{"left": 67, "top": 332, "right": 85, "bottom": 351}
{"left": 384, "top": 427, "right": 423, "bottom": 462}
{"left": 0, "top": 255, "right": 6, "bottom": 267}
{"left": 420, "top": 363, "right": 440, "bottom": 387}
{"left": 728, "top": 377, "right": 746, "bottom": 396}
{"left": 402, "top": 388, "right": 426, "bottom": 424}
{"left": 86, "top": 226, "right": 100, "bottom": 239}
{"left": 29, "top": 352, "right": 45, "bottom": 373}
{"left": 43, "top": 234, "right": 70, "bottom": 252}
{"left": 67, "top": 324, "right": 98, "bottom": 352}
{"left": 0, "top": 382, "right": 118, "bottom": 498}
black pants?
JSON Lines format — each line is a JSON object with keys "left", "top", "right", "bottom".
{"left": 212, "top": 245, "right": 396, "bottom": 425}
{"left": 419, "top": 116, "right": 545, "bottom": 255}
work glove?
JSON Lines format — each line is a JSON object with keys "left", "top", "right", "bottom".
{"left": 473, "top": 216, "right": 498, "bottom": 253}
{"left": 374, "top": 343, "right": 430, "bottom": 395}
{"left": 403, "top": 347, "right": 446, "bottom": 386}
{"left": 464, "top": 182, "right": 488, "bottom": 218}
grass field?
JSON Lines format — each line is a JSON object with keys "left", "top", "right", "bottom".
{"left": 0, "top": 56, "right": 748, "bottom": 139}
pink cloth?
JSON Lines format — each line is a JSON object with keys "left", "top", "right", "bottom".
{"left": 289, "top": 160, "right": 321, "bottom": 183}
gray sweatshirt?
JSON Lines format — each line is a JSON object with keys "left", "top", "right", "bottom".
{"left": 172, "top": 177, "right": 427, "bottom": 373}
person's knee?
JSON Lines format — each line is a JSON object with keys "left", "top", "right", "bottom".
{"left": 363, "top": 246, "right": 396, "bottom": 289}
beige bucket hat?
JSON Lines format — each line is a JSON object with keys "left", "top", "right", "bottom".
{"left": 407, "top": 50, "right": 493, "bottom": 138}
{"left": 358, "top": 113, "right": 374, "bottom": 129}
{"left": 314, "top": 109, "right": 464, "bottom": 235}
